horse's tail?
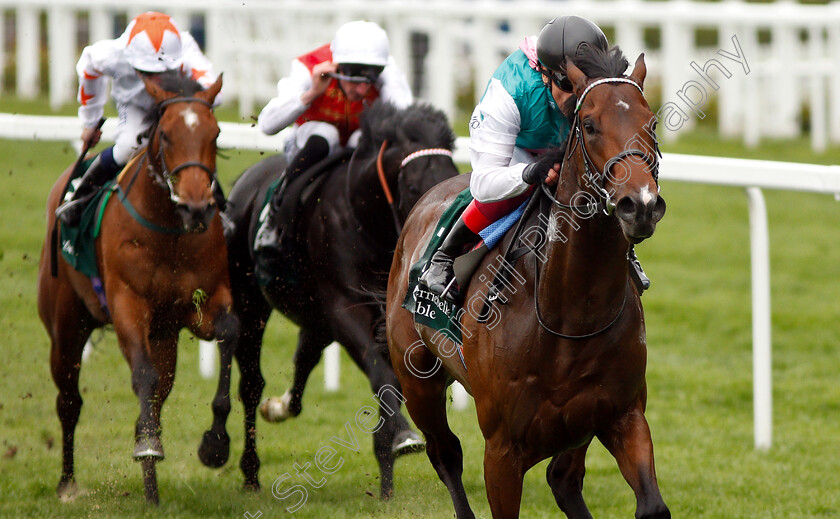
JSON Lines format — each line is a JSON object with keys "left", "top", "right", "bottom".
{"left": 355, "top": 280, "right": 389, "bottom": 356}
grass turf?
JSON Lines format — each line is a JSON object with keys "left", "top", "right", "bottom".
{"left": 0, "top": 100, "right": 839, "bottom": 518}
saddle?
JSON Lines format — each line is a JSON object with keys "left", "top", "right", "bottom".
{"left": 252, "top": 150, "right": 352, "bottom": 288}
{"left": 403, "top": 188, "right": 543, "bottom": 347}
{"left": 272, "top": 150, "right": 353, "bottom": 237}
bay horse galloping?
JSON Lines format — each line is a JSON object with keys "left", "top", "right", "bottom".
{"left": 224, "top": 101, "right": 460, "bottom": 497}
{"left": 38, "top": 74, "right": 238, "bottom": 504}
{"left": 386, "top": 51, "right": 669, "bottom": 518}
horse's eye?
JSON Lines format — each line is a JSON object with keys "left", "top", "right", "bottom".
{"left": 583, "top": 120, "right": 596, "bottom": 135}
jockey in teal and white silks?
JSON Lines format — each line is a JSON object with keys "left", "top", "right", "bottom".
{"left": 420, "top": 15, "right": 651, "bottom": 301}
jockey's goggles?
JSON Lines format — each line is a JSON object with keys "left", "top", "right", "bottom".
{"left": 545, "top": 69, "right": 573, "bottom": 93}
{"left": 332, "top": 64, "right": 385, "bottom": 84}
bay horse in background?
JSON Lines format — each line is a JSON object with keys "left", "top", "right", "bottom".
{"left": 223, "top": 100, "right": 460, "bottom": 497}
{"left": 38, "top": 74, "right": 239, "bottom": 504}
{"left": 386, "top": 51, "right": 669, "bottom": 518}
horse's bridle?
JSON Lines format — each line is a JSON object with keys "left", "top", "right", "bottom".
{"left": 543, "top": 77, "right": 661, "bottom": 217}
{"left": 534, "top": 77, "right": 660, "bottom": 339}
{"left": 375, "top": 140, "right": 453, "bottom": 235}
{"left": 149, "top": 96, "right": 218, "bottom": 206}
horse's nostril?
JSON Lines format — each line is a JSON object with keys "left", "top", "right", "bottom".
{"left": 615, "top": 197, "right": 637, "bottom": 222}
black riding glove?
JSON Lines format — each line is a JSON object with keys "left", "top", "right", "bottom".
{"left": 521, "top": 147, "right": 564, "bottom": 185}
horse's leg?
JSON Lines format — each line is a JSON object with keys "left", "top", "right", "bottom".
{"left": 546, "top": 441, "right": 594, "bottom": 519}
{"left": 286, "top": 326, "right": 333, "bottom": 419}
{"left": 197, "top": 309, "right": 240, "bottom": 468}
{"left": 331, "top": 309, "right": 420, "bottom": 500}
{"left": 391, "top": 333, "right": 474, "bottom": 517}
{"left": 234, "top": 300, "right": 271, "bottom": 490}
{"left": 597, "top": 400, "right": 670, "bottom": 519}
{"left": 111, "top": 295, "right": 165, "bottom": 504}
{"left": 387, "top": 310, "right": 474, "bottom": 516}
{"left": 47, "top": 304, "right": 96, "bottom": 498}
{"left": 138, "top": 334, "right": 179, "bottom": 505}
{"left": 483, "top": 437, "right": 526, "bottom": 519}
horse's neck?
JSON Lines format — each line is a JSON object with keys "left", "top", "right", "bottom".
{"left": 345, "top": 148, "right": 399, "bottom": 245}
{"left": 536, "top": 163, "right": 630, "bottom": 321}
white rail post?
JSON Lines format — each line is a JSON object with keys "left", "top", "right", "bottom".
{"left": 741, "top": 28, "right": 760, "bottom": 149}
{"left": 199, "top": 340, "right": 217, "bottom": 380}
{"left": 0, "top": 11, "right": 5, "bottom": 96}
{"left": 746, "top": 187, "right": 772, "bottom": 450}
{"left": 451, "top": 381, "right": 470, "bottom": 410}
{"left": 16, "top": 5, "right": 39, "bottom": 99}
{"left": 47, "top": 5, "right": 76, "bottom": 110}
{"left": 324, "top": 342, "right": 341, "bottom": 392}
{"left": 829, "top": 23, "right": 840, "bottom": 144}
{"left": 808, "top": 25, "right": 827, "bottom": 153}
{"left": 661, "top": 1, "right": 694, "bottom": 140}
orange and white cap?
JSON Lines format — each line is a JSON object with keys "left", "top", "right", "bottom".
{"left": 124, "top": 12, "right": 183, "bottom": 73}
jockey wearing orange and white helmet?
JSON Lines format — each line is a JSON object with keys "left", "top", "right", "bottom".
{"left": 254, "top": 20, "right": 412, "bottom": 251}
{"left": 57, "top": 11, "right": 221, "bottom": 227}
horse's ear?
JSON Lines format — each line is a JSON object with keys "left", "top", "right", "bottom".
{"left": 199, "top": 74, "right": 223, "bottom": 105}
{"left": 142, "top": 74, "right": 172, "bottom": 104}
{"left": 629, "top": 53, "right": 646, "bottom": 90}
{"left": 565, "top": 59, "right": 588, "bottom": 96}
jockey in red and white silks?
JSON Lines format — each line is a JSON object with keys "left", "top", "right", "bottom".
{"left": 257, "top": 20, "right": 412, "bottom": 159}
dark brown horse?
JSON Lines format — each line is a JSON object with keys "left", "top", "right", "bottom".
{"left": 38, "top": 74, "right": 238, "bottom": 504}
{"left": 386, "top": 51, "right": 669, "bottom": 518}
{"left": 223, "top": 101, "right": 460, "bottom": 497}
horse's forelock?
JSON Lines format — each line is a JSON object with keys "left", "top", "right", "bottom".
{"left": 571, "top": 45, "right": 630, "bottom": 81}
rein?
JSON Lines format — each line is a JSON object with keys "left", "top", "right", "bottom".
{"left": 375, "top": 140, "right": 454, "bottom": 235}
{"left": 533, "top": 77, "right": 654, "bottom": 339}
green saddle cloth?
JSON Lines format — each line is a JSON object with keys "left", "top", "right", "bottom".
{"left": 252, "top": 177, "right": 305, "bottom": 288}
{"left": 402, "top": 188, "right": 474, "bottom": 345}
{"left": 59, "top": 174, "right": 116, "bottom": 278}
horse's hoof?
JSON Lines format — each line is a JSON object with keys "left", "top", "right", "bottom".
{"left": 57, "top": 478, "right": 81, "bottom": 501}
{"left": 133, "top": 435, "right": 165, "bottom": 460}
{"left": 259, "top": 392, "right": 294, "bottom": 423}
{"left": 392, "top": 429, "right": 425, "bottom": 457}
{"left": 198, "top": 430, "right": 230, "bottom": 468}
{"left": 243, "top": 479, "right": 261, "bottom": 492}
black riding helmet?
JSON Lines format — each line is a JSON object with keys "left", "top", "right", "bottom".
{"left": 536, "top": 15, "right": 608, "bottom": 90}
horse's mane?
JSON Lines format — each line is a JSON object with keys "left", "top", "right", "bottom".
{"left": 571, "top": 44, "right": 630, "bottom": 80}
{"left": 357, "top": 100, "right": 456, "bottom": 158}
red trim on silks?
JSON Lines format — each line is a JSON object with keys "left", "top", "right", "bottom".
{"left": 462, "top": 200, "right": 493, "bottom": 233}
{"left": 466, "top": 186, "right": 535, "bottom": 233}
{"left": 294, "top": 44, "right": 379, "bottom": 146}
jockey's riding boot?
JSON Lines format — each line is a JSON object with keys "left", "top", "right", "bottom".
{"left": 255, "top": 136, "right": 329, "bottom": 252}
{"left": 283, "top": 135, "right": 330, "bottom": 188}
{"left": 628, "top": 245, "right": 651, "bottom": 293}
{"left": 56, "top": 151, "right": 119, "bottom": 227}
{"left": 419, "top": 217, "right": 480, "bottom": 301}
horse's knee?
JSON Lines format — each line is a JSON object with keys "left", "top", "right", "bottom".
{"left": 214, "top": 311, "right": 240, "bottom": 348}
{"left": 56, "top": 392, "right": 83, "bottom": 422}
{"left": 212, "top": 394, "right": 232, "bottom": 418}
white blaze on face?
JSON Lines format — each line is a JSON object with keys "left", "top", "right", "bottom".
{"left": 181, "top": 107, "right": 199, "bottom": 132}
{"left": 616, "top": 99, "right": 630, "bottom": 111}
{"left": 640, "top": 185, "right": 654, "bottom": 205}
